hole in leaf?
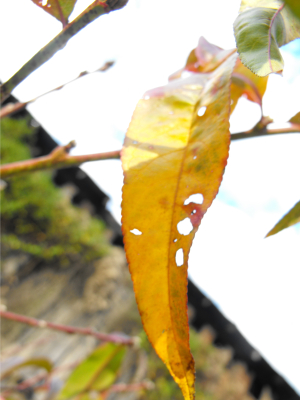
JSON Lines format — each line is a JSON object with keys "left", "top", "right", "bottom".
{"left": 177, "top": 218, "right": 193, "bottom": 235}
{"left": 130, "top": 229, "right": 142, "bottom": 235}
{"left": 191, "top": 209, "right": 197, "bottom": 214}
{"left": 184, "top": 193, "right": 203, "bottom": 205}
{"left": 175, "top": 249, "right": 184, "bottom": 267}
{"left": 174, "top": 238, "right": 178, "bottom": 242}
{"left": 193, "top": 156, "right": 197, "bottom": 159}
{"left": 197, "top": 106, "right": 206, "bottom": 117}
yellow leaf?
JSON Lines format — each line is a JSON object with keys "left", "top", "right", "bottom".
{"left": 231, "top": 58, "right": 268, "bottom": 113}
{"left": 170, "top": 38, "right": 268, "bottom": 114}
{"left": 122, "top": 53, "right": 237, "bottom": 400}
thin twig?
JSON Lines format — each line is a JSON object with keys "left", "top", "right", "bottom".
{"left": 0, "top": 310, "right": 135, "bottom": 346}
{"left": 0, "top": 62, "right": 114, "bottom": 119}
{"left": 0, "top": 141, "right": 120, "bottom": 178}
{"left": 0, "top": 0, "right": 128, "bottom": 103}
{"left": 231, "top": 124, "right": 300, "bottom": 141}
{"left": 1, "top": 125, "right": 299, "bottom": 179}
{"left": 101, "top": 381, "right": 155, "bottom": 398}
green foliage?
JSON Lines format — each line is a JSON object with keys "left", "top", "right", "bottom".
{"left": 234, "top": 0, "right": 300, "bottom": 76}
{"left": 58, "top": 343, "right": 126, "bottom": 400}
{"left": 284, "top": 0, "right": 300, "bottom": 20}
{"left": 266, "top": 200, "right": 300, "bottom": 237}
{"left": 1, "top": 117, "right": 107, "bottom": 265}
{"left": 0, "top": 358, "right": 53, "bottom": 380}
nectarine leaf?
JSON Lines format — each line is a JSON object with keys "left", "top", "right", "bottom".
{"left": 234, "top": 0, "right": 300, "bottom": 76}
{"left": 31, "top": 0, "right": 77, "bottom": 26}
{"left": 58, "top": 343, "right": 125, "bottom": 400}
{"left": 170, "top": 37, "right": 268, "bottom": 114}
{"left": 122, "top": 53, "right": 237, "bottom": 400}
{"left": 231, "top": 58, "right": 268, "bottom": 113}
{"left": 266, "top": 201, "right": 300, "bottom": 237}
{"left": 289, "top": 111, "right": 300, "bottom": 124}
{"left": 284, "top": 0, "right": 300, "bottom": 20}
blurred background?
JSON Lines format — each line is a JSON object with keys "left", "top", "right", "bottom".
{"left": 1, "top": 0, "right": 300, "bottom": 399}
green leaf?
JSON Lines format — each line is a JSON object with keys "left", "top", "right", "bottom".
{"left": 31, "top": 0, "right": 78, "bottom": 25}
{"left": 58, "top": 343, "right": 126, "bottom": 400}
{"left": 1, "top": 358, "right": 53, "bottom": 380}
{"left": 266, "top": 201, "right": 300, "bottom": 237}
{"left": 284, "top": 0, "right": 300, "bottom": 20}
{"left": 234, "top": 0, "right": 300, "bottom": 76}
{"left": 289, "top": 111, "right": 300, "bottom": 124}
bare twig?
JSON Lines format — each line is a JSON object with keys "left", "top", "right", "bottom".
{"left": 0, "top": 0, "right": 128, "bottom": 103}
{"left": 0, "top": 62, "right": 114, "bottom": 119}
{"left": 231, "top": 124, "right": 300, "bottom": 141}
{"left": 0, "top": 310, "right": 135, "bottom": 346}
{"left": 101, "top": 381, "right": 155, "bottom": 398}
{"left": 0, "top": 141, "right": 120, "bottom": 178}
{"left": 1, "top": 122, "right": 299, "bottom": 179}
{"left": 107, "top": 381, "right": 155, "bottom": 393}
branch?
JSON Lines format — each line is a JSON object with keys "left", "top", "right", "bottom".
{"left": 231, "top": 124, "right": 300, "bottom": 141}
{"left": 0, "top": 309, "right": 135, "bottom": 346}
{"left": 0, "top": 141, "right": 120, "bottom": 178}
{"left": 0, "top": 62, "right": 114, "bottom": 119}
{"left": 0, "top": 0, "right": 128, "bottom": 103}
{"left": 103, "top": 381, "right": 155, "bottom": 396}
{"left": 2, "top": 124, "right": 299, "bottom": 179}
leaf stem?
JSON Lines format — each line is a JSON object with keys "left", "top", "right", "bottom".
{"left": 0, "top": 309, "right": 135, "bottom": 346}
{"left": 0, "top": 141, "right": 120, "bottom": 178}
{"left": 0, "top": 62, "right": 114, "bottom": 119}
{"left": 0, "top": 0, "right": 128, "bottom": 103}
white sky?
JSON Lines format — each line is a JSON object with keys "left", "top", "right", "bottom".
{"left": 1, "top": 0, "right": 300, "bottom": 393}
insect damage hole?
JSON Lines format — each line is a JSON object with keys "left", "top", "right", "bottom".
{"left": 130, "top": 229, "right": 142, "bottom": 235}
{"left": 177, "top": 218, "right": 193, "bottom": 235}
{"left": 175, "top": 249, "right": 184, "bottom": 267}
{"left": 184, "top": 193, "right": 203, "bottom": 205}
{"left": 197, "top": 106, "right": 206, "bottom": 117}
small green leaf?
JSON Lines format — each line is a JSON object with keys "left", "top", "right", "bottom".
{"left": 234, "top": 0, "right": 300, "bottom": 76}
{"left": 58, "top": 343, "right": 126, "bottom": 400}
{"left": 266, "top": 201, "right": 300, "bottom": 237}
{"left": 289, "top": 111, "right": 300, "bottom": 124}
{"left": 1, "top": 358, "right": 53, "bottom": 380}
